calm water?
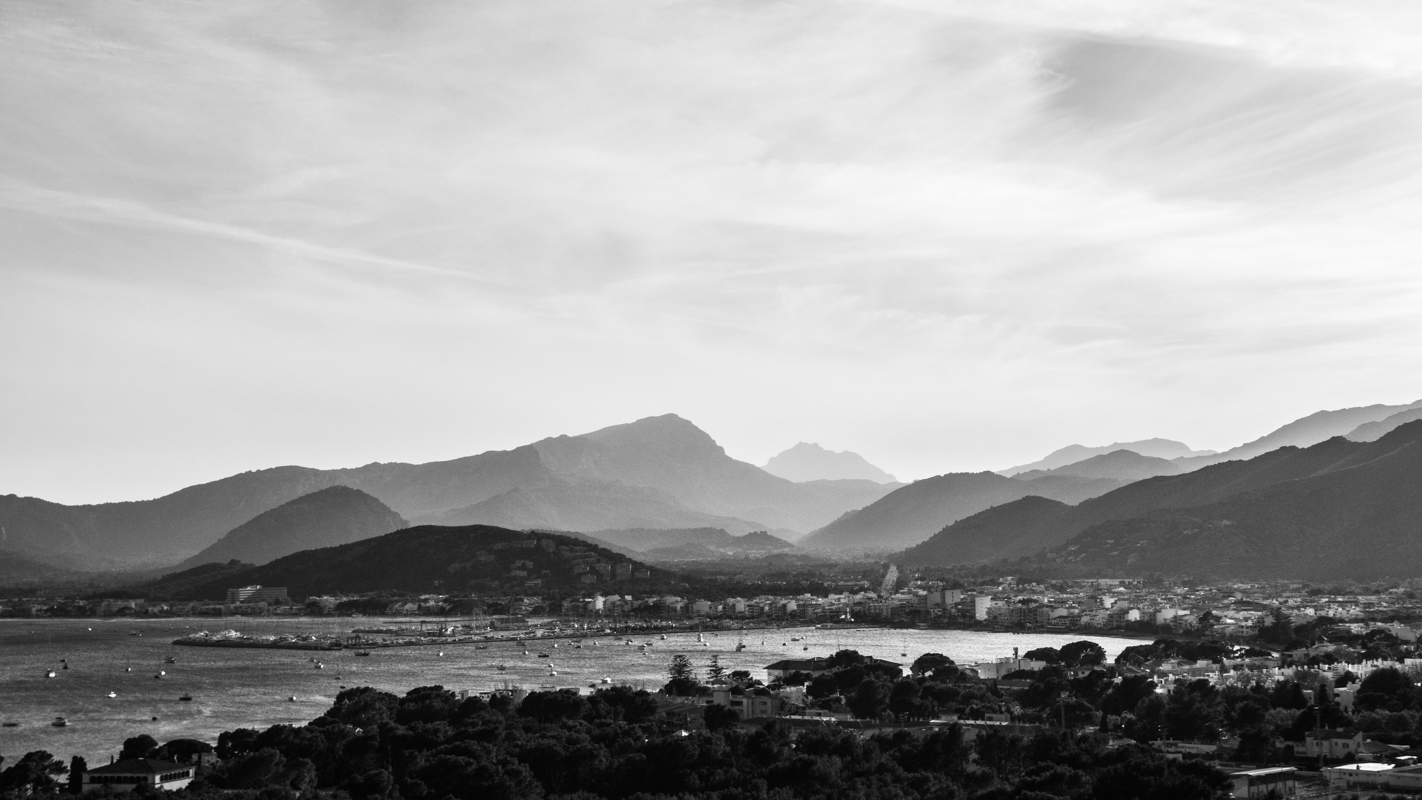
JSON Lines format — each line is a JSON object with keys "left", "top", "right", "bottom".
{"left": 0, "top": 617, "right": 1147, "bottom": 763}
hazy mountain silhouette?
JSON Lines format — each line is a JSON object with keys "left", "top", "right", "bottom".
{"left": 138, "top": 526, "right": 671, "bottom": 600}
{"left": 1000, "top": 438, "right": 1212, "bottom": 475}
{"left": 426, "top": 479, "right": 765, "bottom": 534}
{"left": 179, "top": 487, "right": 408, "bottom": 569}
{"left": 0, "top": 414, "right": 895, "bottom": 566}
{"left": 799, "top": 472, "right": 1126, "bottom": 552}
{"left": 1043, "top": 421, "right": 1422, "bottom": 579}
{"left": 1346, "top": 406, "right": 1422, "bottom": 442}
{"left": 1173, "top": 399, "right": 1422, "bottom": 469}
{"left": 762, "top": 442, "right": 897, "bottom": 483}
{"left": 1013, "top": 450, "right": 1182, "bottom": 482}
{"left": 530, "top": 415, "right": 895, "bottom": 532}
{"left": 901, "top": 421, "right": 1422, "bottom": 575}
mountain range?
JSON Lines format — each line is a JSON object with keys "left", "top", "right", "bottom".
{"left": 798, "top": 470, "right": 1129, "bottom": 552}
{"left": 899, "top": 420, "right": 1422, "bottom": 580}
{"left": 0, "top": 414, "right": 897, "bottom": 568}
{"left": 761, "top": 443, "right": 898, "bottom": 483}
{"left": 1000, "top": 438, "right": 1213, "bottom": 476}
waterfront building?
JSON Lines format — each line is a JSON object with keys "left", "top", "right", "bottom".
{"left": 82, "top": 759, "right": 194, "bottom": 793}
{"left": 226, "top": 585, "right": 289, "bottom": 604}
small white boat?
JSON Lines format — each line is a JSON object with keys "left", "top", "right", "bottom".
{"left": 288, "top": 696, "right": 297, "bottom": 702}
{"left": 107, "top": 691, "right": 117, "bottom": 698}
{"left": 601, "top": 676, "right": 612, "bottom": 684}
{"left": 314, "top": 663, "right": 324, "bottom": 669}
{"left": 46, "top": 670, "right": 56, "bottom": 679}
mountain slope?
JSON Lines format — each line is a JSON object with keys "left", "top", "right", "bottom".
{"left": 1174, "top": 400, "right": 1422, "bottom": 469}
{"left": 900, "top": 421, "right": 1422, "bottom": 572}
{"left": 141, "top": 525, "right": 674, "bottom": 600}
{"left": 899, "top": 496, "right": 1072, "bottom": 566}
{"left": 584, "top": 527, "right": 796, "bottom": 555}
{"left": 179, "top": 487, "right": 408, "bottom": 568}
{"left": 425, "top": 479, "right": 765, "bottom": 534}
{"left": 799, "top": 472, "right": 1127, "bottom": 552}
{"left": 1047, "top": 421, "right": 1422, "bottom": 579}
{"left": 1014, "top": 450, "right": 1182, "bottom": 482}
{"left": 1347, "top": 407, "right": 1422, "bottom": 443}
{"left": 762, "top": 443, "right": 897, "bottom": 483}
{"left": 530, "top": 414, "right": 893, "bottom": 532}
{"left": 1001, "top": 438, "right": 1212, "bottom": 475}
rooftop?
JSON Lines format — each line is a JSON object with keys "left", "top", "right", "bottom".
{"left": 87, "top": 759, "right": 190, "bottom": 776}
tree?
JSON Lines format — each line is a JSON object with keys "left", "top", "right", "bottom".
{"left": 704, "top": 703, "right": 740, "bottom": 731}
{"left": 707, "top": 655, "right": 727, "bottom": 684}
{"left": 889, "top": 679, "right": 923, "bottom": 720}
{"left": 68, "top": 756, "right": 87, "bottom": 794}
{"left": 1059, "top": 640, "right": 1107, "bottom": 668}
{"left": 847, "top": 678, "right": 890, "bottom": 720}
{"left": 120, "top": 734, "right": 159, "bottom": 760}
{"left": 0, "top": 751, "right": 66, "bottom": 796}
{"left": 664, "top": 654, "right": 699, "bottom": 696}
{"left": 1022, "top": 647, "right": 1060, "bottom": 665}
{"left": 911, "top": 653, "right": 954, "bottom": 676}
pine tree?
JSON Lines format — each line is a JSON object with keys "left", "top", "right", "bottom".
{"left": 707, "top": 655, "right": 727, "bottom": 684}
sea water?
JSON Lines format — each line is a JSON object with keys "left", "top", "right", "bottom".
{"left": 0, "top": 617, "right": 1149, "bottom": 763}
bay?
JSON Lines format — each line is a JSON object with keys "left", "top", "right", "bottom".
{"left": 0, "top": 617, "right": 1149, "bottom": 764}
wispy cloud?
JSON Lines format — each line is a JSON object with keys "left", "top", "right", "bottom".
{"left": 2, "top": 0, "right": 1421, "bottom": 502}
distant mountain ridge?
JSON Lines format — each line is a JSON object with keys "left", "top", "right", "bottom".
{"left": 1001, "top": 439, "right": 1212, "bottom": 476}
{"left": 179, "top": 487, "right": 408, "bottom": 568}
{"left": 799, "top": 471, "right": 1128, "bottom": 552}
{"left": 1012, "top": 450, "right": 1182, "bottom": 482}
{"left": 1174, "top": 399, "right": 1422, "bottom": 470}
{"left": 762, "top": 443, "right": 898, "bottom": 483}
{"left": 1346, "top": 406, "right": 1422, "bottom": 443}
{"left": 899, "top": 421, "right": 1422, "bottom": 580}
{"left": 1042, "top": 420, "right": 1422, "bottom": 579}
{"left": 0, "top": 414, "right": 896, "bottom": 567}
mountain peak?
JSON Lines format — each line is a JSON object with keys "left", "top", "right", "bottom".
{"left": 762, "top": 442, "right": 897, "bottom": 483}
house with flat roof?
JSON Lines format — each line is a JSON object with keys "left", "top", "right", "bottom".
{"left": 1227, "top": 767, "right": 1297, "bottom": 798}
{"left": 82, "top": 759, "right": 194, "bottom": 793}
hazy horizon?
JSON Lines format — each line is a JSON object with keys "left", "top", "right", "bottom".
{"left": 5, "top": 1, "right": 1422, "bottom": 505}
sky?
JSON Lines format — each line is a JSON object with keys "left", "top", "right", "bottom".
{"left": 3, "top": 0, "right": 1422, "bottom": 505}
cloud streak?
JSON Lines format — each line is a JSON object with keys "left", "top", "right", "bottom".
{"left": 2, "top": 0, "right": 1421, "bottom": 502}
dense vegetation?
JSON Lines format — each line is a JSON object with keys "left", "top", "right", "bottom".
{"left": 0, "top": 681, "right": 1230, "bottom": 800}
